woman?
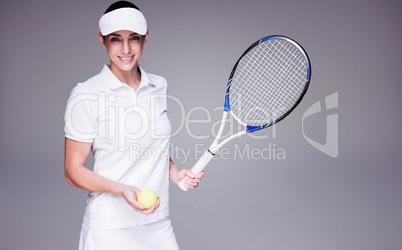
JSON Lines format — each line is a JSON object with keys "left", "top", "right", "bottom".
{"left": 64, "top": 1, "right": 204, "bottom": 249}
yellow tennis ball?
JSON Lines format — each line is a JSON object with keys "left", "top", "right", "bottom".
{"left": 137, "top": 189, "right": 158, "bottom": 209}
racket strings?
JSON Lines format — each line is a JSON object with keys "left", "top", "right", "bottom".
{"left": 229, "top": 38, "right": 308, "bottom": 126}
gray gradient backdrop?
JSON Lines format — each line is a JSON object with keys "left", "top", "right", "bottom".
{"left": 1, "top": 0, "right": 401, "bottom": 249}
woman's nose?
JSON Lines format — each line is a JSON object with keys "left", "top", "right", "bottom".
{"left": 121, "top": 40, "right": 131, "bottom": 54}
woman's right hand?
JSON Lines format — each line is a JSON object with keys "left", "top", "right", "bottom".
{"left": 64, "top": 138, "right": 159, "bottom": 215}
{"left": 120, "top": 184, "right": 160, "bottom": 215}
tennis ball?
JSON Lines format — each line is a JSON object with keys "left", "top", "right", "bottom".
{"left": 137, "top": 189, "right": 158, "bottom": 209}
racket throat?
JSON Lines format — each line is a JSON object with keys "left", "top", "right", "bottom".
{"left": 207, "top": 148, "right": 216, "bottom": 156}
{"left": 207, "top": 144, "right": 219, "bottom": 155}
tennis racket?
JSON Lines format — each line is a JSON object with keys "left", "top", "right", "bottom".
{"left": 178, "top": 35, "right": 311, "bottom": 191}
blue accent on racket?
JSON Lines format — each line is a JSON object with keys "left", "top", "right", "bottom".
{"left": 260, "top": 36, "right": 277, "bottom": 42}
{"left": 224, "top": 80, "right": 232, "bottom": 111}
{"left": 246, "top": 125, "right": 262, "bottom": 133}
{"left": 224, "top": 93, "right": 231, "bottom": 111}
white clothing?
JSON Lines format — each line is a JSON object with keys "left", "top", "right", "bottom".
{"left": 64, "top": 65, "right": 172, "bottom": 229}
{"left": 79, "top": 217, "right": 179, "bottom": 250}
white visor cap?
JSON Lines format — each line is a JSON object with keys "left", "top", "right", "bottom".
{"left": 99, "top": 8, "right": 147, "bottom": 36}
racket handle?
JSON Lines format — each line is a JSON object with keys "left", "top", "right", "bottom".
{"left": 178, "top": 150, "right": 214, "bottom": 191}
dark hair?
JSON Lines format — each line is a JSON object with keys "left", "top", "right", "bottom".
{"left": 104, "top": 1, "right": 140, "bottom": 14}
{"left": 102, "top": 1, "right": 143, "bottom": 42}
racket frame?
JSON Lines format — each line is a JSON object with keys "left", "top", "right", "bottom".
{"left": 178, "top": 35, "right": 311, "bottom": 191}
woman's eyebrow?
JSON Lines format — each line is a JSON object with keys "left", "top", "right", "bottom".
{"left": 109, "top": 32, "right": 139, "bottom": 37}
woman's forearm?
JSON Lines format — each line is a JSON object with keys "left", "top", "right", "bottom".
{"left": 65, "top": 163, "right": 125, "bottom": 195}
{"left": 64, "top": 138, "right": 125, "bottom": 196}
{"left": 168, "top": 158, "right": 180, "bottom": 185}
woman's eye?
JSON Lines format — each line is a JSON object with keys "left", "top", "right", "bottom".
{"left": 110, "top": 37, "right": 120, "bottom": 42}
{"left": 131, "top": 36, "right": 141, "bottom": 41}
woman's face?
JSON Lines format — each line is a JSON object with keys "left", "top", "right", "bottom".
{"left": 99, "top": 30, "right": 148, "bottom": 73}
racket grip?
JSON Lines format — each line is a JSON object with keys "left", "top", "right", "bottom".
{"left": 178, "top": 150, "right": 214, "bottom": 191}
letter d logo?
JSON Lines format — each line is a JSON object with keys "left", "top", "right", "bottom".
{"left": 302, "top": 92, "right": 338, "bottom": 158}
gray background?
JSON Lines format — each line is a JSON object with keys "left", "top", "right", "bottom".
{"left": 1, "top": 0, "right": 401, "bottom": 249}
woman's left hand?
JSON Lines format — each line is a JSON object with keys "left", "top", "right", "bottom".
{"left": 175, "top": 169, "right": 205, "bottom": 190}
{"left": 169, "top": 158, "right": 205, "bottom": 190}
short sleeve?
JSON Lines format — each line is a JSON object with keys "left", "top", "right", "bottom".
{"left": 64, "top": 85, "right": 98, "bottom": 142}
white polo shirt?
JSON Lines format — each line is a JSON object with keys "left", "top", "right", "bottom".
{"left": 65, "top": 65, "right": 171, "bottom": 229}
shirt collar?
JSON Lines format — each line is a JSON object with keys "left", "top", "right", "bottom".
{"left": 101, "top": 64, "right": 156, "bottom": 90}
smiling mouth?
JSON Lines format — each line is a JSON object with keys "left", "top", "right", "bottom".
{"left": 118, "top": 56, "right": 134, "bottom": 63}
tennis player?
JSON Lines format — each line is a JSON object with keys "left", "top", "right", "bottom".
{"left": 64, "top": 1, "right": 205, "bottom": 249}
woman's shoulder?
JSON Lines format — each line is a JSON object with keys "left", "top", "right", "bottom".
{"left": 71, "top": 72, "right": 105, "bottom": 94}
